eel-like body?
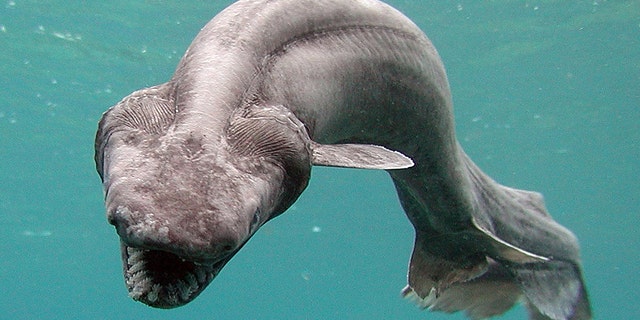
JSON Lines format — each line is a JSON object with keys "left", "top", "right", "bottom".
{"left": 95, "top": 1, "right": 590, "bottom": 319}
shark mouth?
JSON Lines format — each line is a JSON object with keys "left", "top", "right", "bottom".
{"left": 120, "top": 242, "right": 225, "bottom": 308}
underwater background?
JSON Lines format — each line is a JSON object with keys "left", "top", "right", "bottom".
{"left": 1, "top": 0, "right": 638, "bottom": 319}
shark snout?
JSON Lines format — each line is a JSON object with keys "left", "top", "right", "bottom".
{"left": 108, "top": 205, "right": 243, "bottom": 264}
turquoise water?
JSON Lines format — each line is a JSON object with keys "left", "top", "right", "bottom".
{"left": 1, "top": 0, "right": 638, "bottom": 319}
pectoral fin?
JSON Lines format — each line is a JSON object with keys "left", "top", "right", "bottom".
{"left": 310, "top": 141, "right": 414, "bottom": 170}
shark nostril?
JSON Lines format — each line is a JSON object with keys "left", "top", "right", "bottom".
{"left": 216, "top": 240, "right": 238, "bottom": 255}
{"left": 107, "top": 215, "right": 118, "bottom": 226}
{"left": 207, "top": 237, "right": 240, "bottom": 259}
{"left": 107, "top": 205, "right": 133, "bottom": 228}
{"left": 221, "top": 243, "right": 234, "bottom": 253}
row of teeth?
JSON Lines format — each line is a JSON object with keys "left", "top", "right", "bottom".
{"left": 125, "top": 246, "right": 210, "bottom": 304}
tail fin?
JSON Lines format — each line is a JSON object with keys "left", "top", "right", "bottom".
{"left": 509, "top": 260, "right": 591, "bottom": 320}
{"left": 398, "top": 151, "right": 590, "bottom": 319}
{"left": 463, "top": 152, "right": 591, "bottom": 319}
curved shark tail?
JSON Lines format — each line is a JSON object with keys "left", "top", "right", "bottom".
{"left": 459, "top": 150, "right": 591, "bottom": 319}
{"left": 507, "top": 260, "right": 591, "bottom": 320}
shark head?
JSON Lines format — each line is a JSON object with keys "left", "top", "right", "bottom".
{"left": 95, "top": 86, "right": 313, "bottom": 307}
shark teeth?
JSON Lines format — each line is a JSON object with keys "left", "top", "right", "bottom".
{"left": 121, "top": 244, "right": 215, "bottom": 308}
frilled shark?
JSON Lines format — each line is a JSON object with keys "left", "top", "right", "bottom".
{"left": 94, "top": 0, "right": 591, "bottom": 319}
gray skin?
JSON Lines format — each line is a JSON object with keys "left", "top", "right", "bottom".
{"left": 95, "top": 0, "right": 590, "bottom": 319}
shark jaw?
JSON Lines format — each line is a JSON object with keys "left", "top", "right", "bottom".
{"left": 120, "top": 242, "right": 229, "bottom": 308}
